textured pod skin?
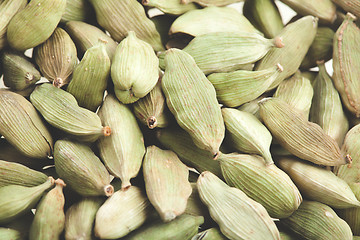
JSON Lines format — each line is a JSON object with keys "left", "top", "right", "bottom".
{"left": 94, "top": 187, "right": 151, "bottom": 239}
{"left": 310, "top": 62, "right": 348, "bottom": 146}
{"left": 54, "top": 139, "right": 113, "bottom": 197}
{"left": 0, "top": 0, "right": 27, "bottom": 50}
{"left": 255, "top": 16, "right": 317, "bottom": 90}
{"left": 143, "top": 146, "right": 192, "bottom": 222}
{"left": 192, "top": 228, "right": 228, "bottom": 240}
{"left": 0, "top": 177, "right": 54, "bottom": 224}
{"left": 2, "top": 50, "right": 41, "bottom": 91}
{"left": 273, "top": 71, "right": 314, "bottom": 119}
{"left": 124, "top": 214, "right": 204, "bottom": 240}
{"left": 169, "top": 6, "right": 260, "bottom": 37}
{"left": 332, "top": 0, "right": 360, "bottom": 18}
{"left": 277, "top": 157, "right": 360, "bottom": 209}
{"left": 133, "top": 80, "right": 170, "bottom": 129}
{"left": 88, "top": 0, "right": 163, "bottom": 51}
{"left": 281, "top": 201, "right": 353, "bottom": 240}
{"left": 219, "top": 153, "right": 302, "bottom": 219}
{"left": 97, "top": 94, "right": 145, "bottom": 190}
{"left": 67, "top": 41, "right": 110, "bottom": 111}
{"left": 34, "top": 28, "right": 78, "bottom": 88}
{"left": 65, "top": 197, "right": 103, "bottom": 240}
{"left": 0, "top": 90, "right": 53, "bottom": 159}
{"left": 207, "top": 65, "right": 280, "bottom": 107}
{"left": 65, "top": 21, "right": 117, "bottom": 61}
{"left": 162, "top": 49, "right": 225, "bottom": 157}
{"left": 332, "top": 13, "right": 360, "bottom": 117}
{"left": 6, "top": 0, "right": 66, "bottom": 51}
{"left": 157, "top": 128, "right": 222, "bottom": 178}
{"left": 30, "top": 83, "right": 110, "bottom": 143}
{"left": 197, "top": 171, "right": 281, "bottom": 240}
{"left": 338, "top": 183, "right": 360, "bottom": 235}
{"left": 259, "top": 98, "right": 347, "bottom": 166}
{"left": 0, "top": 160, "right": 48, "bottom": 187}
{"left": 181, "top": 0, "right": 242, "bottom": 6}
{"left": 111, "top": 31, "right": 159, "bottom": 104}
{"left": 243, "top": 0, "right": 284, "bottom": 38}
{"left": 29, "top": 179, "right": 66, "bottom": 240}
{"left": 142, "top": 0, "right": 198, "bottom": 15}
{"left": 185, "top": 183, "right": 211, "bottom": 219}
{"left": 183, "top": 32, "right": 277, "bottom": 75}
{"left": 61, "top": 0, "right": 95, "bottom": 23}
{"left": 222, "top": 109, "right": 274, "bottom": 164}
{"left": 0, "top": 227, "right": 22, "bottom": 240}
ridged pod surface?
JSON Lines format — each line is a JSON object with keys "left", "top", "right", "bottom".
{"left": 54, "top": 139, "right": 114, "bottom": 197}
{"left": 259, "top": 98, "right": 347, "bottom": 166}
{"left": 255, "top": 16, "right": 317, "bottom": 90}
{"left": 142, "top": 0, "right": 198, "bottom": 15}
{"left": 67, "top": 40, "right": 110, "bottom": 111}
{"left": 61, "top": 0, "right": 95, "bottom": 23}
{"left": 162, "top": 49, "right": 224, "bottom": 157}
{"left": 197, "top": 171, "right": 281, "bottom": 240}
{"left": 281, "top": 201, "right": 353, "bottom": 240}
{"left": 219, "top": 153, "right": 302, "bottom": 218}
{"left": 34, "top": 28, "right": 78, "bottom": 88}
{"left": 0, "top": 227, "right": 22, "bottom": 240}
{"left": 30, "top": 83, "right": 111, "bottom": 143}
{"left": 332, "top": 0, "right": 360, "bottom": 18}
{"left": 6, "top": 0, "right": 66, "bottom": 51}
{"left": 338, "top": 183, "right": 360, "bottom": 235}
{"left": 88, "top": 0, "right": 163, "bottom": 51}
{"left": 143, "top": 146, "right": 192, "bottom": 222}
{"left": 97, "top": 94, "right": 145, "bottom": 190}
{"left": 277, "top": 157, "right": 360, "bottom": 209}
{"left": 111, "top": 31, "right": 159, "bottom": 104}
{"left": 0, "top": 90, "right": 53, "bottom": 159}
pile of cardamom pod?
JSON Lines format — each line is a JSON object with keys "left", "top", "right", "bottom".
{"left": 1, "top": 0, "right": 360, "bottom": 239}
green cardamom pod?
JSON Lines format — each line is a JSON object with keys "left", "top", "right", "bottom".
{"left": 0, "top": 227, "right": 22, "bottom": 240}
{"left": 111, "top": 31, "right": 159, "bottom": 104}
{"left": 191, "top": 227, "right": 228, "bottom": 240}
{"left": 60, "top": 0, "right": 96, "bottom": 23}
{"left": 6, "top": 0, "right": 66, "bottom": 51}
{"left": 143, "top": 145, "right": 192, "bottom": 222}
{"left": 181, "top": 0, "right": 242, "bottom": 7}
{"left": 142, "top": 0, "right": 198, "bottom": 15}
{"left": 97, "top": 94, "right": 145, "bottom": 190}
{"left": 185, "top": 183, "right": 211, "bottom": 219}
{"left": 332, "top": 0, "right": 360, "bottom": 18}
{"left": 162, "top": 48, "right": 224, "bottom": 158}
{"left": 237, "top": 94, "right": 270, "bottom": 121}
{"left": 54, "top": 139, "right": 114, "bottom": 197}
{"left": 30, "top": 83, "right": 111, "bottom": 143}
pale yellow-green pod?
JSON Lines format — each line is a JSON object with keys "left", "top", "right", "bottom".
{"left": 142, "top": 0, "right": 198, "bottom": 15}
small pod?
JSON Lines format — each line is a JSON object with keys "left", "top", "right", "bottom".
{"left": 54, "top": 139, "right": 114, "bottom": 197}
{"left": 29, "top": 179, "right": 66, "bottom": 240}
{"left": 338, "top": 183, "right": 360, "bottom": 235}
{"left": 143, "top": 146, "right": 192, "bottom": 222}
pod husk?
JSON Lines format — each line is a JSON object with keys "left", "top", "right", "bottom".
{"left": 142, "top": 0, "right": 198, "bottom": 15}
{"left": 60, "top": 0, "right": 96, "bottom": 23}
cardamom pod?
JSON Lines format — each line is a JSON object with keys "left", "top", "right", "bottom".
{"left": 142, "top": 0, "right": 198, "bottom": 15}
{"left": 191, "top": 228, "right": 228, "bottom": 240}
{"left": 185, "top": 183, "right": 211, "bottom": 219}
{"left": 332, "top": 0, "right": 360, "bottom": 18}
{"left": 61, "top": 0, "right": 95, "bottom": 23}
{"left": 181, "top": 0, "right": 242, "bottom": 7}
{"left": 162, "top": 48, "right": 225, "bottom": 158}
{"left": 0, "top": 227, "right": 22, "bottom": 240}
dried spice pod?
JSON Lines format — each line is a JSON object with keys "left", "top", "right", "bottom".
{"left": 184, "top": 183, "right": 211, "bottom": 219}
{"left": 0, "top": 160, "right": 48, "bottom": 187}
{"left": 243, "top": 0, "right": 284, "bottom": 39}
{"left": 30, "top": 83, "right": 111, "bottom": 143}
{"left": 157, "top": 127, "right": 222, "bottom": 178}
{"left": 169, "top": 6, "right": 260, "bottom": 37}
{"left": 88, "top": 0, "right": 163, "bottom": 51}
{"left": 222, "top": 109, "right": 274, "bottom": 165}
{"left": 332, "top": 13, "right": 360, "bottom": 117}
{"left": 0, "top": 177, "right": 54, "bottom": 224}
{"left": 2, "top": 50, "right": 41, "bottom": 91}
{"left": 54, "top": 139, "right": 114, "bottom": 197}
{"left": 281, "top": 201, "right": 353, "bottom": 240}
{"left": 111, "top": 31, "right": 159, "bottom": 104}
{"left": 207, "top": 64, "right": 281, "bottom": 107}
{"left": 143, "top": 146, "right": 192, "bottom": 222}
{"left": 29, "top": 179, "right": 66, "bottom": 240}
{"left": 34, "top": 28, "right": 78, "bottom": 88}
{"left": 0, "top": 227, "right": 22, "bottom": 240}
{"left": 162, "top": 48, "right": 224, "bottom": 158}
{"left": 259, "top": 98, "right": 348, "bottom": 166}
{"left": 133, "top": 79, "right": 170, "bottom": 129}
{"left": 64, "top": 197, "right": 103, "bottom": 240}
{"left": 97, "top": 94, "right": 145, "bottom": 190}
{"left": 94, "top": 187, "right": 152, "bottom": 239}
{"left": 0, "top": 90, "right": 53, "bottom": 159}
{"left": 332, "top": 0, "right": 360, "bottom": 18}
{"left": 219, "top": 153, "right": 302, "bottom": 218}
{"left": 197, "top": 171, "right": 281, "bottom": 240}
{"left": 255, "top": 16, "right": 318, "bottom": 90}
{"left": 67, "top": 40, "right": 110, "bottom": 111}
{"left": 181, "top": 0, "right": 242, "bottom": 7}
{"left": 273, "top": 71, "right": 314, "bottom": 119}
{"left": 0, "top": 0, "right": 27, "bottom": 50}
{"left": 277, "top": 156, "right": 360, "bottom": 209}
{"left": 61, "top": 0, "right": 95, "bottom": 23}
{"left": 6, "top": 0, "right": 66, "bottom": 51}
{"left": 237, "top": 94, "right": 270, "bottom": 121}
{"left": 192, "top": 228, "right": 228, "bottom": 240}
{"left": 65, "top": 21, "right": 117, "bottom": 61}
{"left": 310, "top": 62, "right": 348, "bottom": 146}
{"left": 142, "top": 0, "right": 198, "bottom": 15}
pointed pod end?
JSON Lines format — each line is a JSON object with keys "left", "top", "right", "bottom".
{"left": 55, "top": 178, "right": 66, "bottom": 188}
{"left": 213, "top": 151, "right": 221, "bottom": 160}
{"left": 257, "top": 97, "right": 272, "bottom": 106}
{"left": 346, "top": 154, "right": 352, "bottom": 165}
{"left": 142, "top": 0, "right": 149, "bottom": 5}
{"left": 104, "top": 185, "right": 114, "bottom": 197}
{"left": 121, "top": 181, "right": 131, "bottom": 191}
{"left": 48, "top": 176, "right": 56, "bottom": 185}
{"left": 53, "top": 78, "right": 64, "bottom": 88}
{"left": 147, "top": 116, "right": 157, "bottom": 129}
{"left": 163, "top": 211, "right": 176, "bottom": 222}
{"left": 180, "top": 0, "right": 188, "bottom": 4}
{"left": 276, "top": 63, "right": 284, "bottom": 72}
{"left": 102, "top": 126, "right": 111, "bottom": 137}
{"left": 274, "top": 37, "right": 284, "bottom": 48}
{"left": 346, "top": 12, "right": 357, "bottom": 21}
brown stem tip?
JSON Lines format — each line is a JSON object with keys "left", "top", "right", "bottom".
{"left": 274, "top": 37, "right": 285, "bottom": 48}
{"left": 147, "top": 116, "right": 157, "bottom": 129}
{"left": 213, "top": 151, "right": 221, "bottom": 160}
{"left": 104, "top": 185, "right": 114, "bottom": 197}
{"left": 103, "top": 126, "right": 111, "bottom": 137}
